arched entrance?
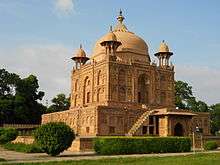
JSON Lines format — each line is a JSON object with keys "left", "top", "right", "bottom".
{"left": 174, "top": 123, "right": 184, "bottom": 136}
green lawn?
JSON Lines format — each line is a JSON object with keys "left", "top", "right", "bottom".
{"left": 3, "top": 153, "right": 220, "bottom": 165}
{"left": 2, "top": 143, "right": 43, "bottom": 153}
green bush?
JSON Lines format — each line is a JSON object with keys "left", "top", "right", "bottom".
{"left": 0, "top": 158, "right": 5, "bottom": 162}
{"left": 204, "top": 141, "right": 218, "bottom": 150}
{"left": 94, "top": 137, "right": 191, "bottom": 155}
{"left": 0, "top": 128, "right": 18, "bottom": 144}
{"left": 3, "top": 142, "right": 43, "bottom": 153}
{"left": 34, "top": 122, "right": 75, "bottom": 156}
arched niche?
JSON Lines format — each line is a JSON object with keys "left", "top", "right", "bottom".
{"left": 83, "top": 76, "right": 91, "bottom": 104}
{"left": 137, "top": 74, "right": 149, "bottom": 104}
{"left": 97, "top": 70, "right": 101, "bottom": 85}
{"left": 118, "top": 69, "right": 126, "bottom": 101}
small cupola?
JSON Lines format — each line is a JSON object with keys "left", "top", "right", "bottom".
{"left": 71, "top": 44, "right": 89, "bottom": 69}
{"left": 100, "top": 26, "right": 121, "bottom": 56}
{"left": 154, "top": 40, "right": 173, "bottom": 67}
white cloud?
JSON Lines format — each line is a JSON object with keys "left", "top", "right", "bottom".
{"left": 54, "top": 0, "right": 74, "bottom": 16}
{"left": 176, "top": 65, "right": 220, "bottom": 105}
{"left": 0, "top": 44, "right": 73, "bottom": 105}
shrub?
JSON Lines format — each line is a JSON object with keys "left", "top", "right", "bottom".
{"left": 34, "top": 122, "right": 75, "bottom": 156}
{"left": 3, "top": 142, "right": 43, "bottom": 153}
{"left": 0, "top": 128, "right": 18, "bottom": 144}
{"left": 204, "top": 141, "right": 218, "bottom": 150}
{"left": 0, "top": 158, "right": 5, "bottom": 162}
{"left": 94, "top": 136, "right": 191, "bottom": 155}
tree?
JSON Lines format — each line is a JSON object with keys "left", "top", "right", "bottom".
{"left": 46, "top": 93, "right": 70, "bottom": 113}
{"left": 174, "top": 80, "right": 209, "bottom": 112}
{"left": 175, "top": 80, "right": 193, "bottom": 109}
{"left": 210, "top": 103, "right": 220, "bottom": 134}
{"left": 0, "top": 69, "right": 20, "bottom": 97}
{"left": 15, "top": 75, "right": 46, "bottom": 123}
{"left": 187, "top": 97, "right": 209, "bottom": 112}
{"left": 0, "top": 69, "right": 46, "bottom": 124}
{"left": 34, "top": 122, "right": 75, "bottom": 156}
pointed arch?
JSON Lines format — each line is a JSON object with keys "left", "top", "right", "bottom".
{"left": 118, "top": 69, "right": 126, "bottom": 101}
{"left": 97, "top": 70, "right": 101, "bottom": 85}
{"left": 119, "top": 87, "right": 126, "bottom": 101}
{"left": 87, "top": 92, "right": 90, "bottom": 103}
{"left": 138, "top": 74, "right": 149, "bottom": 104}
{"left": 83, "top": 76, "right": 91, "bottom": 104}
{"left": 174, "top": 123, "right": 184, "bottom": 136}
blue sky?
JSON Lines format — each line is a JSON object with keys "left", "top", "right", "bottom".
{"left": 0, "top": 0, "right": 220, "bottom": 105}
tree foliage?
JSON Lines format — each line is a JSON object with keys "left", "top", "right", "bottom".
{"left": 46, "top": 93, "right": 70, "bottom": 113}
{"left": 175, "top": 80, "right": 209, "bottom": 112}
{"left": 210, "top": 103, "right": 220, "bottom": 134}
{"left": 0, "top": 68, "right": 46, "bottom": 124}
{"left": 175, "top": 80, "right": 220, "bottom": 134}
{"left": 0, "top": 69, "right": 20, "bottom": 96}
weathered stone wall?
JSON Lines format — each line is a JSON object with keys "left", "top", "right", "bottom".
{"left": 68, "top": 137, "right": 94, "bottom": 152}
{"left": 192, "top": 112, "right": 210, "bottom": 135}
{"left": 97, "top": 106, "right": 147, "bottom": 136}
{"left": 42, "top": 106, "right": 97, "bottom": 136}
{"left": 158, "top": 116, "right": 168, "bottom": 136}
{"left": 12, "top": 136, "right": 34, "bottom": 144}
{"left": 168, "top": 116, "right": 192, "bottom": 136}
{"left": 70, "top": 60, "right": 108, "bottom": 108}
{"left": 42, "top": 109, "right": 79, "bottom": 135}
{"left": 70, "top": 54, "right": 175, "bottom": 110}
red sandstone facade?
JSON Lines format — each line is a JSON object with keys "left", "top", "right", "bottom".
{"left": 42, "top": 11, "right": 210, "bottom": 151}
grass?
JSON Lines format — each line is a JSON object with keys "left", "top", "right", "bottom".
{"left": 2, "top": 142, "right": 43, "bottom": 153}
{"left": 2, "top": 153, "right": 220, "bottom": 165}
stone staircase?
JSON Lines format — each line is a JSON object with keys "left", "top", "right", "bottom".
{"left": 127, "top": 109, "right": 155, "bottom": 136}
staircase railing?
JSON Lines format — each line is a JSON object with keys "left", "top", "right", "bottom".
{"left": 127, "top": 109, "right": 155, "bottom": 136}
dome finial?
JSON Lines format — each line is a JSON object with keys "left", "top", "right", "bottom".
{"left": 119, "top": 9, "right": 122, "bottom": 15}
{"left": 109, "top": 25, "right": 113, "bottom": 32}
{"left": 117, "top": 9, "right": 125, "bottom": 23}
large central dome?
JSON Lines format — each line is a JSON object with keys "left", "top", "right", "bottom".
{"left": 91, "top": 11, "right": 151, "bottom": 63}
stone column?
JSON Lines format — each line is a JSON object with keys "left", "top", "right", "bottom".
{"left": 153, "top": 116, "right": 157, "bottom": 135}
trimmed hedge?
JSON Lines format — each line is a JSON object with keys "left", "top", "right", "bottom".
{"left": 94, "top": 137, "right": 191, "bottom": 155}
{"left": 3, "top": 142, "right": 43, "bottom": 153}
{"left": 204, "top": 141, "right": 218, "bottom": 150}
{"left": 0, "top": 128, "right": 18, "bottom": 144}
{"left": 34, "top": 122, "right": 75, "bottom": 156}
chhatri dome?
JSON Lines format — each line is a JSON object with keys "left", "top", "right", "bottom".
{"left": 71, "top": 44, "right": 89, "bottom": 66}
{"left": 74, "top": 44, "right": 87, "bottom": 57}
{"left": 158, "top": 40, "right": 170, "bottom": 53}
{"left": 101, "top": 26, "right": 117, "bottom": 42}
{"left": 92, "top": 10, "right": 150, "bottom": 63}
